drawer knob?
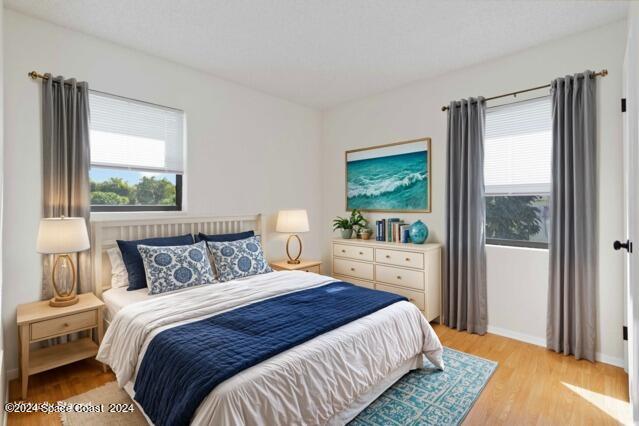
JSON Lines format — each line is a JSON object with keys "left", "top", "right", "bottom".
{"left": 385, "top": 255, "right": 391, "bottom": 259}
{"left": 63, "top": 323, "right": 69, "bottom": 327}
{"left": 405, "top": 258, "right": 410, "bottom": 262}
{"left": 359, "top": 251, "right": 364, "bottom": 255}
{"left": 396, "top": 276, "right": 402, "bottom": 280}
{"left": 408, "top": 298, "right": 414, "bottom": 302}
{"left": 341, "top": 249, "right": 346, "bottom": 253}
{"left": 350, "top": 267, "right": 355, "bottom": 272}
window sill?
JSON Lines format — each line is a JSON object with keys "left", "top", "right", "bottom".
{"left": 486, "top": 243, "right": 549, "bottom": 252}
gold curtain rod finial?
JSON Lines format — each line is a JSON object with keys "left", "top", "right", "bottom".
{"left": 28, "top": 71, "right": 39, "bottom": 80}
{"left": 600, "top": 69, "right": 608, "bottom": 77}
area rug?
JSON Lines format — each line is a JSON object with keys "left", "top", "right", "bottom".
{"left": 350, "top": 347, "right": 498, "bottom": 425}
{"left": 59, "top": 381, "right": 147, "bottom": 426}
{"left": 60, "top": 347, "right": 496, "bottom": 426}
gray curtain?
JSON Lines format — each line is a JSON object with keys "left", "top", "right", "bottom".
{"left": 41, "top": 74, "right": 92, "bottom": 299}
{"left": 443, "top": 97, "right": 488, "bottom": 335}
{"left": 547, "top": 71, "right": 597, "bottom": 362}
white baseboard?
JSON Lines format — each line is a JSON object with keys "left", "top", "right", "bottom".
{"left": 487, "top": 325, "right": 546, "bottom": 347}
{"left": 595, "top": 352, "right": 625, "bottom": 368}
{"left": 487, "top": 325, "right": 625, "bottom": 368}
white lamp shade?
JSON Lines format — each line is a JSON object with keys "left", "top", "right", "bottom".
{"left": 36, "top": 217, "right": 90, "bottom": 254}
{"left": 276, "top": 209, "right": 309, "bottom": 233}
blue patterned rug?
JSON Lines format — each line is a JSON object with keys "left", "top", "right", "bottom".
{"left": 351, "top": 347, "right": 497, "bottom": 426}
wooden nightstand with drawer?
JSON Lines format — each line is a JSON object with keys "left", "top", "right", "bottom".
{"left": 270, "top": 260, "right": 322, "bottom": 274}
{"left": 16, "top": 293, "right": 105, "bottom": 399}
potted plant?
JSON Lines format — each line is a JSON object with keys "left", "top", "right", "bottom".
{"left": 332, "top": 216, "right": 353, "bottom": 239}
{"left": 358, "top": 227, "right": 373, "bottom": 240}
{"left": 350, "top": 209, "right": 368, "bottom": 238}
{"left": 333, "top": 209, "right": 368, "bottom": 239}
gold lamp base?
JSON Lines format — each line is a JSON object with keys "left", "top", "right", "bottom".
{"left": 286, "top": 234, "right": 303, "bottom": 264}
{"left": 49, "top": 294, "right": 79, "bottom": 307}
{"left": 50, "top": 254, "right": 79, "bottom": 308}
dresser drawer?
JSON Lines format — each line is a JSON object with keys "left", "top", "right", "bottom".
{"left": 31, "top": 310, "right": 97, "bottom": 341}
{"left": 376, "top": 284, "right": 425, "bottom": 311}
{"left": 333, "top": 243, "right": 374, "bottom": 262}
{"left": 303, "top": 265, "right": 321, "bottom": 273}
{"left": 333, "top": 274, "right": 375, "bottom": 290}
{"left": 333, "top": 258, "right": 374, "bottom": 281}
{"left": 375, "top": 248, "right": 424, "bottom": 269}
{"left": 375, "top": 264, "right": 424, "bottom": 290}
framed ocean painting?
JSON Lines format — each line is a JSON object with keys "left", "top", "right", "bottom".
{"left": 345, "top": 138, "right": 431, "bottom": 212}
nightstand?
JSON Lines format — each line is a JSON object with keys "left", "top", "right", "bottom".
{"left": 270, "top": 260, "right": 322, "bottom": 274}
{"left": 16, "top": 293, "right": 105, "bottom": 399}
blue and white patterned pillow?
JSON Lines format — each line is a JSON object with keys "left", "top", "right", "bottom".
{"left": 138, "top": 241, "right": 216, "bottom": 295}
{"left": 206, "top": 236, "right": 272, "bottom": 282}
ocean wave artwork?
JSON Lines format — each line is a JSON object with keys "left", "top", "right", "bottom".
{"left": 346, "top": 139, "right": 430, "bottom": 211}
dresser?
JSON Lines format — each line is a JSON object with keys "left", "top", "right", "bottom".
{"left": 331, "top": 238, "right": 442, "bottom": 322}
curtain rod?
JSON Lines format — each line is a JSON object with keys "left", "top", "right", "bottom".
{"left": 30, "top": 68, "right": 608, "bottom": 107}
{"left": 441, "top": 69, "right": 608, "bottom": 112}
{"left": 28, "top": 70, "right": 185, "bottom": 112}
{"left": 28, "top": 70, "right": 85, "bottom": 85}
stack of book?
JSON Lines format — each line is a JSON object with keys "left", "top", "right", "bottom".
{"left": 375, "top": 218, "right": 411, "bottom": 243}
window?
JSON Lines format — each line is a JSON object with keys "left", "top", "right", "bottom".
{"left": 89, "top": 91, "right": 185, "bottom": 212}
{"left": 484, "top": 96, "right": 551, "bottom": 248}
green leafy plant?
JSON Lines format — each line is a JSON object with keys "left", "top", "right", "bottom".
{"left": 332, "top": 209, "right": 368, "bottom": 231}
{"left": 332, "top": 216, "right": 352, "bottom": 231}
{"left": 349, "top": 209, "right": 368, "bottom": 232}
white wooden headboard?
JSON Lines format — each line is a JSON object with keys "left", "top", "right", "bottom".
{"left": 91, "top": 214, "right": 264, "bottom": 298}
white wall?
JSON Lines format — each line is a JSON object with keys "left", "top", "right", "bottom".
{"left": 322, "top": 21, "right": 626, "bottom": 365}
{"left": 2, "top": 10, "right": 322, "bottom": 374}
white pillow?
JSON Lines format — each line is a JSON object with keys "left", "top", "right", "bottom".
{"left": 107, "top": 247, "right": 130, "bottom": 288}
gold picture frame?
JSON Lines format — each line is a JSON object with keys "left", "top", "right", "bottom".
{"left": 345, "top": 137, "right": 432, "bottom": 213}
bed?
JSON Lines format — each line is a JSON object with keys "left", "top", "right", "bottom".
{"left": 92, "top": 215, "right": 444, "bottom": 425}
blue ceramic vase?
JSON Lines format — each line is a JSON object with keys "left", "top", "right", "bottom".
{"left": 409, "top": 220, "right": 428, "bottom": 244}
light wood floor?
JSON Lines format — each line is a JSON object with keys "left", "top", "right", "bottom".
{"left": 432, "top": 324, "right": 630, "bottom": 425}
{"left": 7, "top": 324, "right": 630, "bottom": 425}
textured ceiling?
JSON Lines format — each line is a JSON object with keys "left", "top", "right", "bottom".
{"left": 5, "top": 0, "right": 628, "bottom": 109}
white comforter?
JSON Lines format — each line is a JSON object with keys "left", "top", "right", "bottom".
{"left": 97, "top": 271, "right": 444, "bottom": 425}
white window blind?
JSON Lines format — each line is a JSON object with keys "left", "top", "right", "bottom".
{"left": 484, "top": 96, "right": 552, "bottom": 195}
{"left": 89, "top": 92, "right": 184, "bottom": 174}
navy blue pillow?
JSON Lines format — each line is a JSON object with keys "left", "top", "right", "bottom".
{"left": 117, "top": 234, "right": 194, "bottom": 291}
{"left": 195, "top": 230, "right": 254, "bottom": 243}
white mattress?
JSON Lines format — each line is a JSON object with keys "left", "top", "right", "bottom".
{"left": 98, "top": 271, "right": 444, "bottom": 425}
{"left": 102, "top": 287, "right": 153, "bottom": 322}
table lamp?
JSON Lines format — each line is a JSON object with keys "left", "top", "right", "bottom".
{"left": 36, "top": 217, "right": 90, "bottom": 307}
{"left": 276, "top": 209, "right": 309, "bottom": 264}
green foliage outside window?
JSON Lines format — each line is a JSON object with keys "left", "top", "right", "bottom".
{"left": 90, "top": 176, "right": 176, "bottom": 206}
{"left": 485, "top": 195, "right": 546, "bottom": 242}
{"left": 90, "top": 191, "right": 130, "bottom": 205}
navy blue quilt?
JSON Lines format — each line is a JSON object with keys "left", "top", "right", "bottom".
{"left": 133, "top": 282, "right": 406, "bottom": 426}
